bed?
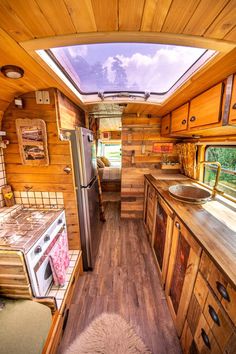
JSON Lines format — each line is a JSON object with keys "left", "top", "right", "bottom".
{"left": 98, "top": 166, "right": 121, "bottom": 192}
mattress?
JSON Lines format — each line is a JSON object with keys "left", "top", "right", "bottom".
{"left": 98, "top": 167, "right": 121, "bottom": 181}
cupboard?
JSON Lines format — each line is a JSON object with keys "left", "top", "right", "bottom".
{"left": 161, "top": 114, "right": 171, "bottom": 135}
{"left": 143, "top": 178, "right": 157, "bottom": 245}
{"left": 229, "top": 76, "right": 236, "bottom": 125}
{"left": 171, "top": 103, "right": 189, "bottom": 133}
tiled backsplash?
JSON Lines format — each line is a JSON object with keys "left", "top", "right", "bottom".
{"left": 0, "top": 149, "right": 7, "bottom": 208}
{"left": 14, "top": 191, "right": 64, "bottom": 209}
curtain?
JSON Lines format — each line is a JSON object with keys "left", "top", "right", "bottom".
{"left": 176, "top": 143, "right": 197, "bottom": 179}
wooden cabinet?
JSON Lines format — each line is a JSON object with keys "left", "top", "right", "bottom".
{"left": 189, "top": 83, "right": 223, "bottom": 129}
{"left": 165, "top": 217, "right": 202, "bottom": 336}
{"left": 171, "top": 103, "right": 189, "bottom": 133}
{"left": 161, "top": 114, "right": 171, "bottom": 135}
{"left": 229, "top": 75, "right": 236, "bottom": 125}
{"left": 153, "top": 196, "right": 174, "bottom": 286}
{"left": 143, "top": 178, "right": 157, "bottom": 245}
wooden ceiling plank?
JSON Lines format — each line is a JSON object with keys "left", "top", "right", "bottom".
{"left": 0, "top": 0, "right": 34, "bottom": 42}
{"left": 150, "top": 0, "right": 172, "bottom": 32}
{"left": 6, "top": 0, "right": 55, "bottom": 38}
{"left": 141, "top": 0, "right": 158, "bottom": 31}
{"left": 119, "top": 0, "right": 145, "bottom": 31}
{"left": 162, "top": 0, "right": 201, "bottom": 33}
{"left": 35, "top": 0, "right": 76, "bottom": 35}
{"left": 91, "top": 0, "right": 118, "bottom": 31}
{"left": 204, "top": 0, "right": 236, "bottom": 39}
{"left": 224, "top": 25, "right": 236, "bottom": 41}
{"left": 183, "top": 0, "right": 230, "bottom": 36}
{"left": 63, "top": 0, "right": 97, "bottom": 33}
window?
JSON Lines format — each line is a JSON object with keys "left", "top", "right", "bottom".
{"left": 98, "top": 142, "right": 121, "bottom": 167}
{"left": 37, "top": 43, "right": 216, "bottom": 104}
{"left": 204, "top": 146, "right": 236, "bottom": 199}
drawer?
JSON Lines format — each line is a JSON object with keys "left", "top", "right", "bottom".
{"left": 203, "top": 290, "right": 234, "bottom": 352}
{"left": 200, "top": 252, "right": 236, "bottom": 326}
{"left": 194, "top": 313, "right": 221, "bottom": 354}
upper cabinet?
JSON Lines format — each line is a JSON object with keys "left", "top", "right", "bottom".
{"left": 171, "top": 103, "right": 189, "bottom": 133}
{"left": 229, "top": 76, "right": 236, "bottom": 125}
{"left": 188, "top": 83, "right": 223, "bottom": 129}
{"left": 161, "top": 114, "right": 171, "bottom": 135}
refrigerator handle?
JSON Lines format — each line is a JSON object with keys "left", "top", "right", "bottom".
{"left": 82, "top": 176, "right": 97, "bottom": 189}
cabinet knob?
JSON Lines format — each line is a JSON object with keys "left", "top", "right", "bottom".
{"left": 232, "top": 103, "right": 236, "bottom": 109}
{"left": 182, "top": 119, "right": 187, "bottom": 125}
{"left": 201, "top": 329, "right": 211, "bottom": 349}
{"left": 44, "top": 234, "right": 50, "bottom": 242}
{"left": 190, "top": 116, "right": 196, "bottom": 122}
{"left": 208, "top": 305, "right": 220, "bottom": 326}
{"left": 165, "top": 126, "right": 169, "bottom": 130}
{"left": 175, "top": 221, "right": 181, "bottom": 230}
{"left": 216, "top": 281, "right": 230, "bottom": 302}
{"left": 34, "top": 245, "right": 42, "bottom": 254}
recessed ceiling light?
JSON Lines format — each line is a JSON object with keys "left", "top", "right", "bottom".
{"left": 1, "top": 65, "right": 24, "bottom": 79}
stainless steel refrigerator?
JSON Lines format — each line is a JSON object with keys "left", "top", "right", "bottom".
{"left": 69, "top": 127, "right": 101, "bottom": 270}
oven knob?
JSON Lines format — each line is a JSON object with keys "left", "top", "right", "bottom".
{"left": 44, "top": 234, "right": 50, "bottom": 242}
{"left": 34, "top": 245, "right": 42, "bottom": 254}
{"left": 58, "top": 218, "right": 63, "bottom": 224}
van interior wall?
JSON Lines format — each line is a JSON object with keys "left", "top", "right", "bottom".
{"left": 121, "top": 116, "right": 179, "bottom": 219}
{"left": 1, "top": 88, "right": 84, "bottom": 249}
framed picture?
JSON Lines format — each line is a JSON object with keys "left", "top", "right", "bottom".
{"left": 16, "top": 119, "right": 49, "bottom": 166}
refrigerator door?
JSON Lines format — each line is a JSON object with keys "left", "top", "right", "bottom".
{"left": 76, "top": 127, "right": 97, "bottom": 187}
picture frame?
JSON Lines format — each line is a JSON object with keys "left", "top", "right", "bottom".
{"left": 16, "top": 119, "right": 49, "bottom": 166}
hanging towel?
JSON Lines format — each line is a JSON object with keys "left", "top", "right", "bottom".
{"left": 49, "top": 228, "right": 70, "bottom": 286}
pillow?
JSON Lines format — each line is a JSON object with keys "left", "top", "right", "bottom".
{"left": 97, "top": 157, "right": 105, "bottom": 168}
{"left": 101, "top": 156, "right": 111, "bottom": 167}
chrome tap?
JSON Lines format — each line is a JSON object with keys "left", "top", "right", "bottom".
{"left": 200, "top": 161, "right": 222, "bottom": 197}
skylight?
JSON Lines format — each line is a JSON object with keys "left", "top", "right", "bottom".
{"left": 38, "top": 43, "right": 216, "bottom": 103}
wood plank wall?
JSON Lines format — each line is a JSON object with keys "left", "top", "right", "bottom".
{"left": 2, "top": 88, "right": 85, "bottom": 249}
{"left": 121, "top": 116, "right": 178, "bottom": 219}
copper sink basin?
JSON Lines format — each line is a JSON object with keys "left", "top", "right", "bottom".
{"left": 169, "top": 184, "right": 211, "bottom": 204}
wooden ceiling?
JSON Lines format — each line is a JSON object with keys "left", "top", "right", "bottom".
{"left": 0, "top": 0, "right": 236, "bottom": 120}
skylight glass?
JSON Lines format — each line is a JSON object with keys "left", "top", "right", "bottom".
{"left": 49, "top": 43, "right": 213, "bottom": 94}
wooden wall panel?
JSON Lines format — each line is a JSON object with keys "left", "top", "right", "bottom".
{"left": 2, "top": 88, "right": 83, "bottom": 249}
{"left": 121, "top": 116, "right": 178, "bottom": 219}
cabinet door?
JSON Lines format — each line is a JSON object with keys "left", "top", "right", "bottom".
{"left": 171, "top": 103, "right": 189, "bottom": 133}
{"left": 153, "top": 197, "right": 173, "bottom": 285}
{"left": 229, "top": 75, "right": 236, "bottom": 125}
{"left": 165, "top": 217, "right": 202, "bottom": 336}
{"left": 161, "top": 114, "right": 171, "bottom": 135}
{"left": 143, "top": 179, "right": 157, "bottom": 244}
{"left": 189, "top": 83, "right": 223, "bottom": 129}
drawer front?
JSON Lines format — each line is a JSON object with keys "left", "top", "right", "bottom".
{"left": 200, "top": 252, "right": 236, "bottom": 326}
{"left": 194, "top": 314, "right": 221, "bottom": 354}
{"left": 203, "top": 290, "right": 233, "bottom": 352}
{"left": 171, "top": 103, "right": 189, "bottom": 132}
{"left": 161, "top": 114, "right": 171, "bottom": 135}
{"left": 189, "top": 83, "right": 223, "bottom": 128}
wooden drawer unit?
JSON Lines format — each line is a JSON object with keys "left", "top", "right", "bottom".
{"left": 200, "top": 252, "right": 236, "bottom": 327}
{"left": 229, "top": 75, "right": 236, "bottom": 125}
{"left": 161, "top": 114, "right": 171, "bottom": 135}
{"left": 171, "top": 103, "right": 189, "bottom": 133}
{"left": 194, "top": 313, "right": 222, "bottom": 354}
{"left": 165, "top": 217, "right": 202, "bottom": 336}
{"left": 189, "top": 83, "right": 223, "bottom": 129}
{"left": 153, "top": 196, "right": 174, "bottom": 286}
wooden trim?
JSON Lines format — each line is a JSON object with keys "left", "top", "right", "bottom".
{"left": 20, "top": 31, "right": 236, "bottom": 52}
{"left": 222, "top": 74, "right": 234, "bottom": 125}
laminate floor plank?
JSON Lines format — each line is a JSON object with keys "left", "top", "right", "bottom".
{"left": 58, "top": 201, "right": 182, "bottom": 354}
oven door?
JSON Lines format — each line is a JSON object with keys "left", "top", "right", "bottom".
{"left": 34, "top": 256, "right": 53, "bottom": 296}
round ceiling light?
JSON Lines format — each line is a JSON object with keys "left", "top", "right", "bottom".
{"left": 1, "top": 65, "right": 24, "bottom": 79}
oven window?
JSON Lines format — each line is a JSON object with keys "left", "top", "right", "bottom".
{"left": 204, "top": 146, "right": 236, "bottom": 199}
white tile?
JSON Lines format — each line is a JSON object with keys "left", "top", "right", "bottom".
{"left": 42, "top": 192, "right": 49, "bottom": 198}
{"left": 58, "top": 200, "right": 64, "bottom": 205}
{"left": 48, "top": 289, "right": 57, "bottom": 297}
{"left": 14, "top": 191, "right": 20, "bottom": 197}
{"left": 56, "top": 299, "right": 62, "bottom": 309}
{"left": 57, "top": 289, "right": 66, "bottom": 300}
{"left": 36, "top": 198, "right": 43, "bottom": 204}
{"left": 15, "top": 197, "right": 21, "bottom": 204}
{"left": 22, "top": 197, "right": 28, "bottom": 204}
{"left": 35, "top": 192, "right": 42, "bottom": 198}
{"left": 49, "top": 192, "right": 56, "bottom": 198}
{"left": 50, "top": 198, "right": 57, "bottom": 205}
{"left": 28, "top": 191, "right": 34, "bottom": 197}
{"left": 21, "top": 192, "right": 28, "bottom": 198}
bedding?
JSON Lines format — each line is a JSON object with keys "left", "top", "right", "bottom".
{"left": 98, "top": 167, "right": 121, "bottom": 181}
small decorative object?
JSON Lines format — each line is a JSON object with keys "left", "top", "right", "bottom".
{"left": 16, "top": 119, "right": 49, "bottom": 166}
{"left": 14, "top": 97, "right": 23, "bottom": 109}
{"left": 153, "top": 143, "right": 173, "bottom": 153}
{"left": 2, "top": 185, "right": 15, "bottom": 207}
{"left": 101, "top": 131, "right": 111, "bottom": 140}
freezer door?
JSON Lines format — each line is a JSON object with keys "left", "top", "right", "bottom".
{"left": 81, "top": 176, "right": 101, "bottom": 269}
{"left": 77, "top": 127, "right": 97, "bottom": 187}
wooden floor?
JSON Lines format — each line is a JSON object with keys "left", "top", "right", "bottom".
{"left": 58, "top": 201, "right": 182, "bottom": 354}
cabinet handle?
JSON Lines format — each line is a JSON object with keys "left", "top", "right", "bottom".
{"left": 208, "top": 305, "right": 220, "bottom": 326}
{"left": 201, "top": 329, "right": 211, "bottom": 349}
{"left": 182, "top": 119, "right": 187, "bottom": 125}
{"left": 232, "top": 103, "right": 236, "bottom": 109}
{"left": 190, "top": 116, "right": 196, "bottom": 122}
{"left": 165, "top": 126, "right": 169, "bottom": 130}
{"left": 216, "top": 281, "right": 230, "bottom": 302}
{"left": 175, "top": 221, "right": 181, "bottom": 230}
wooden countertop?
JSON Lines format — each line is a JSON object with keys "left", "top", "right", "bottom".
{"left": 145, "top": 174, "right": 236, "bottom": 287}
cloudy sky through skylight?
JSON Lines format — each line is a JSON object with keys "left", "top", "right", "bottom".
{"left": 51, "top": 43, "right": 208, "bottom": 93}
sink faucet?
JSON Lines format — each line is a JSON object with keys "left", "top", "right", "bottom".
{"left": 200, "top": 161, "right": 222, "bottom": 197}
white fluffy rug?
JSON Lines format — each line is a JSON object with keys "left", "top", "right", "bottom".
{"left": 65, "top": 313, "right": 152, "bottom": 354}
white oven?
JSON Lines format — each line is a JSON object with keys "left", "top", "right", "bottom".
{"left": 25, "top": 210, "right": 66, "bottom": 297}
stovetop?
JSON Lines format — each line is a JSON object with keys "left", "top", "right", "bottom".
{"left": 0, "top": 208, "right": 63, "bottom": 252}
